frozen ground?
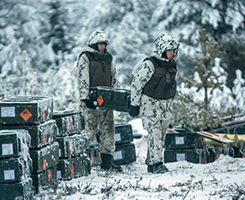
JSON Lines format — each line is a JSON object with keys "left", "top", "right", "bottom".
{"left": 35, "top": 119, "right": 245, "bottom": 200}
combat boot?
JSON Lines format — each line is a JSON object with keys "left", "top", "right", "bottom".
{"left": 148, "top": 162, "right": 169, "bottom": 174}
{"left": 100, "top": 153, "right": 123, "bottom": 172}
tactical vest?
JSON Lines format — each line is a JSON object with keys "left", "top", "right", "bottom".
{"left": 82, "top": 51, "right": 113, "bottom": 87}
{"left": 142, "top": 56, "right": 177, "bottom": 100}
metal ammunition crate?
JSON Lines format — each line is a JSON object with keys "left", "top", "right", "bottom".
{"left": 0, "top": 155, "right": 32, "bottom": 183}
{"left": 57, "top": 155, "right": 91, "bottom": 180}
{"left": 57, "top": 133, "right": 88, "bottom": 158}
{"left": 31, "top": 166, "right": 57, "bottom": 194}
{"left": 30, "top": 142, "right": 59, "bottom": 173}
{"left": 1, "top": 120, "right": 57, "bottom": 149}
{"left": 0, "top": 177, "right": 33, "bottom": 200}
{"left": 164, "top": 148, "right": 209, "bottom": 164}
{"left": 165, "top": 132, "right": 203, "bottom": 149}
{"left": 215, "top": 146, "right": 235, "bottom": 158}
{"left": 89, "top": 86, "right": 131, "bottom": 112}
{"left": 89, "top": 145, "right": 100, "bottom": 166}
{"left": 115, "top": 123, "right": 133, "bottom": 145}
{"left": 206, "top": 146, "right": 217, "bottom": 163}
{"left": 113, "top": 142, "right": 136, "bottom": 165}
{"left": 96, "top": 123, "right": 133, "bottom": 145}
{"left": 0, "top": 96, "right": 53, "bottom": 125}
{"left": 0, "top": 129, "right": 31, "bottom": 158}
{"left": 53, "top": 110, "right": 83, "bottom": 137}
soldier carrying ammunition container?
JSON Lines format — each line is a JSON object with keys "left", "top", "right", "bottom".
{"left": 129, "top": 33, "right": 180, "bottom": 173}
{"left": 77, "top": 30, "right": 122, "bottom": 172}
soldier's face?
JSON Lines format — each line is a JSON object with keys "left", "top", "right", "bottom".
{"left": 98, "top": 43, "right": 106, "bottom": 53}
{"left": 166, "top": 50, "right": 174, "bottom": 60}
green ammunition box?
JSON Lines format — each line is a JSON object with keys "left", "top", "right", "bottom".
{"left": 57, "top": 155, "right": 91, "bottom": 180}
{"left": 0, "top": 177, "right": 33, "bottom": 200}
{"left": 0, "top": 129, "right": 31, "bottom": 158}
{"left": 0, "top": 96, "right": 53, "bottom": 125}
{"left": 56, "top": 158, "right": 73, "bottom": 180}
{"left": 215, "top": 146, "right": 235, "bottom": 158}
{"left": 0, "top": 155, "right": 32, "bottom": 183}
{"left": 164, "top": 148, "right": 208, "bottom": 164}
{"left": 31, "top": 166, "right": 57, "bottom": 194}
{"left": 80, "top": 113, "right": 85, "bottom": 130}
{"left": 57, "top": 133, "right": 88, "bottom": 158}
{"left": 89, "top": 86, "right": 131, "bottom": 112}
{"left": 113, "top": 142, "right": 136, "bottom": 165}
{"left": 1, "top": 119, "right": 57, "bottom": 149}
{"left": 73, "top": 155, "right": 91, "bottom": 178}
{"left": 115, "top": 123, "right": 133, "bottom": 145}
{"left": 53, "top": 110, "right": 83, "bottom": 137}
{"left": 206, "top": 146, "right": 217, "bottom": 162}
{"left": 30, "top": 142, "right": 59, "bottom": 173}
{"left": 165, "top": 132, "right": 203, "bottom": 149}
{"left": 89, "top": 145, "right": 100, "bottom": 166}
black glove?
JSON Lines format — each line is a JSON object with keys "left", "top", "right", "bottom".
{"left": 83, "top": 99, "right": 95, "bottom": 109}
{"left": 129, "top": 105, "right": 140, "bottom": 117}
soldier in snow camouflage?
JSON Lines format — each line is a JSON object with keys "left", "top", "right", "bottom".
{"left": 129, "top": 33, "right": 180, "bottom": 174}
{"left": 77, "top": 30, "right": 122, "bottom": 171}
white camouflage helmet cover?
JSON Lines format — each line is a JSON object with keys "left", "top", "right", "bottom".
{"left": 153, "top": 33, "right": 180, "bottom": 59}
{"left": 87, "top": 30, "right": 110, "bottom": 46}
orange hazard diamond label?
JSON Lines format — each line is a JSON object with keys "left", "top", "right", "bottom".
{"left": 20, "top": 108, "right": 32, "bottom": 121}
{"left": 69, "top": 144, "right": 73, "bottom": 153}
{"left": 70, "top": 165, "right": 74, "bottom": 175}
{"left": 48, "top": 170, "right": 51, "bottom": 181}
{"left": 43, "top": 159, "right": 47, "bottom": 170}
{"left": 67, "top": 121, "right": 71, "bottom": 130}
{"left": 97, "top": 95, "right": 104, "bottom": 106}
{"left": 43, "top": 111, "right": 46, "bottom": 120}
{"left": 44, "top": 134, "right": 47, "bottom": 144}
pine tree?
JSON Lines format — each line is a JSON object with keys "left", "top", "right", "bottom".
{"left": 232, "top": 69, "right": 245, "bottom": 112}
{"left": 173, "top": 29, "right": 227, "bottom": 131}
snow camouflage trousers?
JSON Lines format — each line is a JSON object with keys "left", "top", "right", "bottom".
{"left": 80, "top": 102, "right": 116, "bottom": 155}
{"left": 143, "top": 117, "right": 170, "bottom": 166}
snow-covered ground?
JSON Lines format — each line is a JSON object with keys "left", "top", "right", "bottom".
{"left": 35, "top": 118, "right": 245, "bottom": 200}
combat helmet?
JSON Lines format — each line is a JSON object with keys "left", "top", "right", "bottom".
{"left": 154, "top": 33, "right": 179, "bottom": 59}
{"left": 88, "top": 30, "right": 109, "bottom": 46}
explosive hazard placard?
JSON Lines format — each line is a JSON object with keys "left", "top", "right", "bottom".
{"left": 20, "top": 108, "right": 32, "bottom": 121}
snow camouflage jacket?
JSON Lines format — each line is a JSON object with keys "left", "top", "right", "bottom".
{"left": 130, "top": 33, "right": 179, "bottom": 119}
{"left": 77, "top": 46, "right": 119, "bottom": 100}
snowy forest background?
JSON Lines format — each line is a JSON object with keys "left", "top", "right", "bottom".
{"left": 1, "top": 0, "right": 245, "bottom": 126}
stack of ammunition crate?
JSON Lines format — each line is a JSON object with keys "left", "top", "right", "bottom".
{"left": 90, "top": 123, "right": 136, "bottom": 167}
{"left": 0, "top": 129, "right": 33, "bottom": 200}
{"left": 112, "top": 123, "right": 136, "bottom": 165}
{"left": 0, "top": 96, "right": 59, "bottom": 194}
{"left": 164, "top": 132, "right": 211, "bottom": 164}
{"left": 53, "top": 110, "right": 90, "bottom": 180}
{"left": 88, "top": 86, "right": 136, "bottom": 166}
